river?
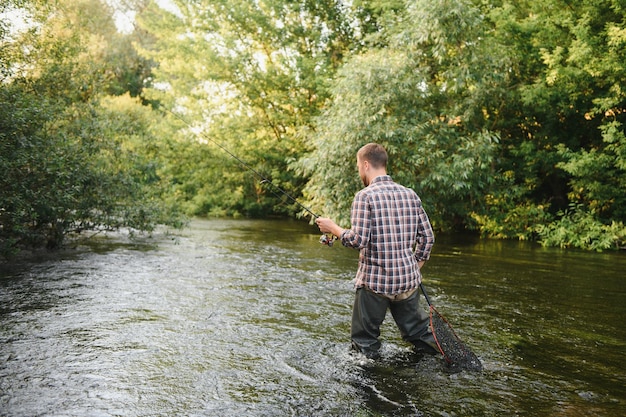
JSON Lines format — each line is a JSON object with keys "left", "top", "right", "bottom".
{"left": 1, "top": 218, "right": 624, "bottom": 416}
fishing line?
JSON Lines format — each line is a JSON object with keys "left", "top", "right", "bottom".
{"left": 164, "top": 107, "right": 321, "bottom": 220}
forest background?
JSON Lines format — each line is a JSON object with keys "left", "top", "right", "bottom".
{"left": 1, "top": 0, "right": 625, "bottom": 256}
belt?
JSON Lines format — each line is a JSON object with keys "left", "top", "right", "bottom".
{"left": 364, "top": 286, "right": 417, "bottom": 301}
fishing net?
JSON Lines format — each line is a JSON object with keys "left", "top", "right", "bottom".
{"left": 419, "top": 284, "right": 482, "bottom": 372}
{"left": 429, "top": 304, "right": 483, "bottom": 372}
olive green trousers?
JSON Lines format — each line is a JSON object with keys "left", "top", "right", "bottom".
{"left": 351, "top": 287, "right": 438, "bottom": 358}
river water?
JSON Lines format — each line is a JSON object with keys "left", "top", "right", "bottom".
{"left": 1, "top": 218, "right": 624, "bottom": 416}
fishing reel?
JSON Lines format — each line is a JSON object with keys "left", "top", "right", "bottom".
{"left": 319, "top": 234, "right": 338, "bottom": 247}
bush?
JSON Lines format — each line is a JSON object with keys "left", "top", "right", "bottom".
{"left": 536, "top": 205, "right": 626, "bottom": 251}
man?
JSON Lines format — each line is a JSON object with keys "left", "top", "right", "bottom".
{"left": 315, "top": 143, "right": 438, "bottom": 360}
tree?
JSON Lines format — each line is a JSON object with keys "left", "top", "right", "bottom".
{"left": 483, "top": 0, "right": 626, "bottom": 248}
{"left": 299, "top": 0, "right": 626, "bottom": 249}
{"left": 135, "top": 0, "right": 363, "bottom": 218}
{"left": 0, "top": 0, "right": 180, "bottom": 256}
{"left": 298, "top": 0, "right": 502, "bottom": 230}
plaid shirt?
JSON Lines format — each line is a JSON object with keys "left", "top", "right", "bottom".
{"left": 339, "top": 175, "right": 434, "bottom": 295}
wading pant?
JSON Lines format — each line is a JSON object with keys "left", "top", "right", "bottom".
{"left": 351, "top": 287, "right": 438, "bottom": 357}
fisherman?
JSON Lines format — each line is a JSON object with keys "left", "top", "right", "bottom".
{"left": 316, "top": 143, "right": 438, "bottom": 360}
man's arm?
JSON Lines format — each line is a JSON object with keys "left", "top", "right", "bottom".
{"left": 414, "top": 202, "right": 435, "bottom": 262}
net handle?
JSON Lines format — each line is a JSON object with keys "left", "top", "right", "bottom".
{"left": 419, "top": 283, "right": 446, "bottom": 359}
{"left": 419, "top": 283, "right": 433, "bottom": 306}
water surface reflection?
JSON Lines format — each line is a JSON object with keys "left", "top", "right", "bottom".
{"left": 1, "top": 218, "right": 624, "bottom": 416}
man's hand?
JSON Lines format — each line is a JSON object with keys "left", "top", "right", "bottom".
{"left": 315, "top": 217, "right": 344, "bottom": 237}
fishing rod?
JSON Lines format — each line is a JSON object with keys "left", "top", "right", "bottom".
{"left": 165, "top": 108, "right": 337, "bottom": 246}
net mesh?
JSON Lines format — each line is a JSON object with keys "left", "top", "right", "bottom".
{"left": 430, "top": 306, "right": 482, "bottom": 372}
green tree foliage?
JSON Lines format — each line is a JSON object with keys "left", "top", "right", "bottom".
{"left": 3, "top": 0, "right": 625, "bottom": 252}
{"left": 0, "top": 0, "right": 180, "bottom": 256}
{"left": 482, "top": 0, "right": 626, "bottom": 248}
{"left": 298, "top": 0, "right": 502, "bottom": 229}
{"left": 136, "top": 0, "right": 363, "bottom": 218}
{"left": 299, "top": 0, "right": 626, "bottom": 249}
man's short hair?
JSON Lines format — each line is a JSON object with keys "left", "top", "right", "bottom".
{"left": 358, "top": 143, "right": 388, "bottom": 169}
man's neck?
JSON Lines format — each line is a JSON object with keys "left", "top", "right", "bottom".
{"left": 365, "top": 169, "right": 387, "bottom": 185}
